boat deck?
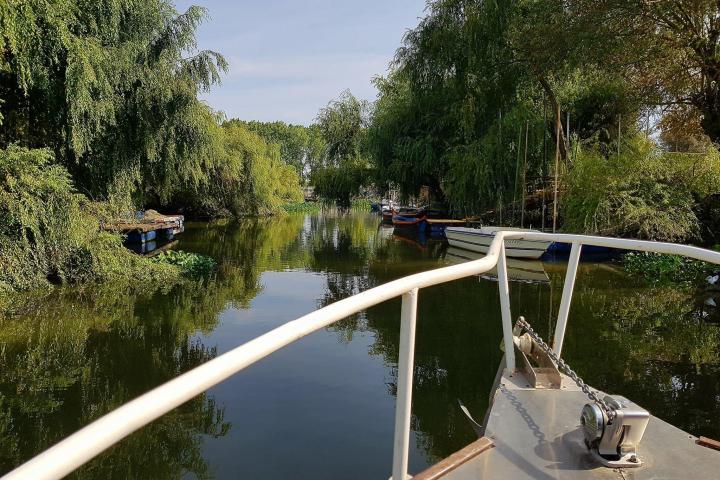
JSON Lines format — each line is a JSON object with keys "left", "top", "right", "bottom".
{"left": 417, "top": 369, "right": 720, "bottom": 479}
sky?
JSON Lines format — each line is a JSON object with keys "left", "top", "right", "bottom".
{"left": 173, "top": 0, "right": 428, "bottom": 125}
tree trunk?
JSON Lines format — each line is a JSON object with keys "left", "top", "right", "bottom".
{"left": 536, "top": 76, "right": 569, "bottom": 161}
{"left": 698, "top": 86, "right": 720, "bottom": 143}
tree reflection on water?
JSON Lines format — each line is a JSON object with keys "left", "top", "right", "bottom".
{"left": 310, "top": 216, "right": 720, "bottom": 464}
{"left": 1, "top": 213, "right": 719, "bottom": 476}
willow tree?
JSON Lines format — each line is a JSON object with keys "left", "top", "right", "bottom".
{"left": 520, "top": 0, "right": 720, "bottom": 144}
{"left": 0, "top": 0, "right": 227, "bottom": 203}
{"left": 311, "top": 90, "right": 371, "bottom": 207}
{"left": 368, "top": 0, "right": 543, "bottom": 211}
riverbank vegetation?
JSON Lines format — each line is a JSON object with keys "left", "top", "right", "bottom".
{"left": 306, "top": 0, "right": 720, "bottom": 247}
{"left": 0, "top": 1, "right": 303, "bottom": 294}
{"left": 0, "top": 146, "right": 182, "bottom": 293}
{"left": 3, "top": 0, "right": 720, "bottom": 294}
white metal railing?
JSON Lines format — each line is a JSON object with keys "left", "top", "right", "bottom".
{"left": 4, "top": 232, "right": 720, "bottom": 480}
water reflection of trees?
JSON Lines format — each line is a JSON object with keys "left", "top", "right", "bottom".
{"left": 309, "top": 216, "right": 508, "bottom": 464}
{"left": 0, "top": 214, "right": 307, "bottom": 477}
{"left": 565, "top": 275, "right": 720, "bottom": 439}
{"left": 0, "top": 287, "right": 229, "bottom": 478}
{"left": 312, "top": 218, "right": 720, "bottom": 465}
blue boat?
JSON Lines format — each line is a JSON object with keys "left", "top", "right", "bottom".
{"left": 546, "top": 241, "right": 622, "bottom": 259}
{"left": 392, "top": 214, "right": 427, "bottom": 229}
{"left": 124, "top": 230, "right": 157, "bottom": 244}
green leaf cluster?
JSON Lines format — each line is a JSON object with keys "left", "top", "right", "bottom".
{"left": 230, "top": 120, "right": 326, "bottom": 182}
{"left": 310, "top": 91, "right": 373, "bottom": 207}
{"left": 0, "top": 145, "right": 181, "bottom": 292}
{"left": 624, "top": 252, "right": 717, "bottom": 285}
{"left": 564, "top": 135, "right": 720, "bottom": 241}
{"left": 151, "top": 250, "right": 216, "bottom": 278}
{"left": 176, "top": 122, "right": 304, "bottom": 217}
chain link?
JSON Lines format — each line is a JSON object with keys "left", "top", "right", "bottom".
{"left": 514, "top": 317, "right": 616, "bottom": 421}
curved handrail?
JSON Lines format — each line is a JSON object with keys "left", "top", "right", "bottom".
{"left": 518, "top": 232, "right": 720, "bottom": 264}
{"left": 4, "top": 231, "right": 720, "bottom": 480}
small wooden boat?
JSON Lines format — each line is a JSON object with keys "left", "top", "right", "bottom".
{"left": 395, "top": 207, "right": 424, "bottom": 218}
{"left": 107, "top": 210, "right": 184, "bottom": 245}
{"left": 445, "top": 226, "right": 552, "bottom": 259}
{"left": 392, "top": 214, "right": 427, "bottom": 228}
{"left": 426, "top": 218, "right": 467, "bottom": 236}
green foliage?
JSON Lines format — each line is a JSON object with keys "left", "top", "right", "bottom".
{"left": 0, "top": 2, "right": 308, "bottom": 294}
{"left": 350, "top": 199, "right": 373, "bottom": 211}
{"left": 522, "top": 1, "right": 720, "bottom": 143}
{"left": 367, "top": 1, "right": 552, "bottom": 211}
{"left": 311, "top": 164, "right": 369, "bottom": 209}
{"left": 563, "top": 135, "right": 720, "bottom": 241}
{"left": 230, "top": 120, "right": 326, "bottom": 181}
{"left": 151, "top": 250, "right": 216, "bottom": 278}
{"left": 624, "top": 252, "right": 716, "bottom": 285}
{"left": 367, "top": 0, "right": 720, "bottom": 232}
{"left": 311, "top": 91, "right": 372, "bottom": 207}
{"left": 0, "top": 146, "right": 181, "bottom": 292}
{"left": 0, "top": 1, "right": 228, "bottom": 203}
{"left": 556, "top": 68, "right": 641, "bottom": 144}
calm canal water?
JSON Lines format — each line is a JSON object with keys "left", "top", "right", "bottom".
{"left": 1, "top": 213, "right": 719, "bottom": 478}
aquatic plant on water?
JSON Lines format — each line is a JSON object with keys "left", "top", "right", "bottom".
{"left": 151, "top": 251, "right": 217, "bottom": 278}
{"left": 624, "top": 252, "right": 718, "bottom": 284}
{"left": 281, "top": 202, "right": 321, "bottom": 213}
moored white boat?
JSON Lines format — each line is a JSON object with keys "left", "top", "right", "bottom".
{"left": 445, "top": 226, "right": 551, "bottom": 259}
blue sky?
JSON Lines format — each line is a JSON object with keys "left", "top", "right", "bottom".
{"left": 173, "top": 0, "right": 427, "bottom": 125}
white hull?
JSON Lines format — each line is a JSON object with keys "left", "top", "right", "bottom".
{"left": 445, "top": 227, "right": 551, "bottom": 259}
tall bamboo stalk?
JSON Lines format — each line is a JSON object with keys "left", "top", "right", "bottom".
{"left": 542, "top": 92, "right": 547, "bottom": 231}
{"left": 521, "top": 120, "right": 529, "bottom": 228}
{"left": 514, "top": 125, "right": 522, "bottom": 217}
{"left": 553, "top": 104, "right": 560, "bottom": 233}
{"left": 566, "top": 112, "right": 571, "bottom": 163}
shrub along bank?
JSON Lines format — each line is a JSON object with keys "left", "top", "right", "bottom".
{"left": 0, "top": 1, "right": 304, "bottom": 296}
{"left": 563, "top": 135, "right": 720, "bottom": 243}
{"left": 0, "top": 146, "right": 183, "bottom": 293}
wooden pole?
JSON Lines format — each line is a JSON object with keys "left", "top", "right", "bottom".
{"left": 553, "top": 104, "right": 561, "bottom": 233}
{"left": 566, "top": 112, "right": 571, "bottom": 163}
{"left": 521, "top": 120, "right": 529, "bottom": 229}
{"left": 514, "top": 125, "right": 522, "bottom": 217}
{"left": 542, "top": 92, "right": 547, "bottom": 232}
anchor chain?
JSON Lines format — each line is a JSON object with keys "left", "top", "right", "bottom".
{"left": 514, "top": 317, "right": 617, "bottom": 422}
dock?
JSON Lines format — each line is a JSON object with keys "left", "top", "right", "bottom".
{"left": 104, "top": 210, "right": 184, "bottom": 245}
